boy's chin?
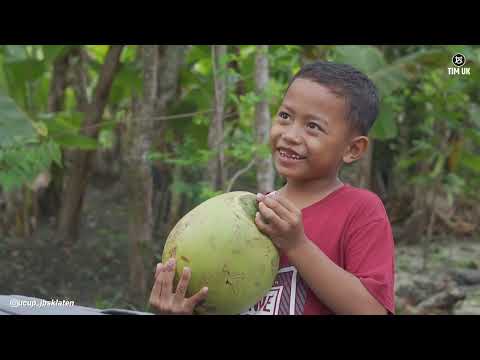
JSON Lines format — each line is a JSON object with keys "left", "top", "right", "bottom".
{"left": 276, "top": 169, "right": 304, "bottom": 181}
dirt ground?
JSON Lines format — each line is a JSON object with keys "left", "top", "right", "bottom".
{"left": 1, "top": 181, "right": 479, "bottom": 314}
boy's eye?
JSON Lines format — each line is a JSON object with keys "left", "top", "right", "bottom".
{"left": 278, "top": 111, "right": 290, "bottom": 120}
{"left": 307, "top": 122, "right": 323, "bottom": 132}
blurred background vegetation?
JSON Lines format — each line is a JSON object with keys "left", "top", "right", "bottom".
{"left": 1, "top": 45, "right": 479, "bottom": 314}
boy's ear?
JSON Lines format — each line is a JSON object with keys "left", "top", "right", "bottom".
{"left": 343, "top": 136, "right": 369, "bottom": 164}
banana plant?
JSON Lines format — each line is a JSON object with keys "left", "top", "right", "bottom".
{"left": 0, "top": 45, "right": 80, "bottom": 191}
{"left": 0, "top": 47, "right": 56, "bottom": 191}
{"left": 330, "top": 45, "right": 479, "bottom": 140}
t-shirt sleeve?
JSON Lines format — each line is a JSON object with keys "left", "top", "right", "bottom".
{"left": 344, "top": 197, "right": 396, "bottom": 314}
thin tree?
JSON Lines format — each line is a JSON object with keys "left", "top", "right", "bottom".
{"left": 254, "top": 45, "right": 275, "bottom": 193}
{"left": 54, "top": 45, "right": 124, "bottom": 245}
{"left": 125, "top": 45, "right": 158, "bottom": 307}
{"left": 207, "top": 45, "right": 227, "bottom": 191}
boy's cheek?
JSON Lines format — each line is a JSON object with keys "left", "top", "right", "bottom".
{"left": 268, "top": 131, "right": 276, "bottom": 150}
{"left": 269, "top": 123, "right": 282, "bottom": 144}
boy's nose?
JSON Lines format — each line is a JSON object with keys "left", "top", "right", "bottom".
{"left": 282, "top": 128, "right": 302, "bottom": 144}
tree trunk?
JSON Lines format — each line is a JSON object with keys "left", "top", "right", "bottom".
{"left": 151, "top": 46, "right": 188, "bottom": 237}
{"left": 226, "top": 46, "right": 245, "bottom": 120}
{"left": 254, "top": 45, "right": 275, "bottom": 193}
{"left": 3, "top": 189, "right": 24, "bottom": 239}
{"left": 145, "top": 46, "right": 188, "bottom": 243}
{"left": 207, "top": 45, "right": 227, "bottom": 191}
{"left": 126, "top": 46, "right": 158, "bottom": 308}
{"left": 164, "top": 165, "right": 183, "bottom": 234}
{"left": 48, "top": 50, "right": 72, "bottom": 111}
{"left": 54, "top": 45, "right": 124, "bottom": 245}
{"left": 41, "top": 49, "right": 73, "bottom": 219}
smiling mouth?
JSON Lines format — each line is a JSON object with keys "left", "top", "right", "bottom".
{"left": 278, "top": 149, "right": 306, "bottom": 160}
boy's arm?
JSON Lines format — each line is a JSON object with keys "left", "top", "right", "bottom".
{"left": 285, "top": 237, "right": 387, "bottom": 315}
{"left": 256, "top": 193, "right": 391, "bottom": 315}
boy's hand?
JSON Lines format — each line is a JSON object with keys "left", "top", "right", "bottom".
{"left": 255, "top": 192, "right": 308, "bottom": 253}
{"left": 149, "top": 258, "right": 208, "bottom": 315}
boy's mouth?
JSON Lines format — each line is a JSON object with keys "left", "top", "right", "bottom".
{"left": 277, "top": 147, "right": 306, "bottom": 160}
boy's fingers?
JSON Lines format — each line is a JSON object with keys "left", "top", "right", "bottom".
{"left": 255, "top": 211, "right": 274, "bottom": 236}
{"left": 161, "top": 258, "right": 176, "bottom": 295}
{"left": 155, "top": 263, "right": 162, "bottom": 279}
{"left": 262, "top": 196, "right": 294, "bottom": 223}
{"left": 186, "top": 287, "right": 209, "bottom": 309}
{"left": 150, "top": 263, "right": 164, "bottom": 300}
{"left": 174, "top": 267, "right": 191, "bottom": 301}
{"left": 265, "top": 192, "right": 298, "bottom": 214}
{"left": 258, "top": 202, "right": 288, "bottom": 230}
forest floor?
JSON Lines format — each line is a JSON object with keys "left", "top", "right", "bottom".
{"left": 1, "top": 180, "right": 480, "bottom": 314}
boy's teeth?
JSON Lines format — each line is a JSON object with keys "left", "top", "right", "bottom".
{"left": 279, "top": 150, "right": 302, "bottom": 160}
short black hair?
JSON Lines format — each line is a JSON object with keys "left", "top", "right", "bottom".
{"left": 287, "top": 61, "right": 379, "bottom": 136}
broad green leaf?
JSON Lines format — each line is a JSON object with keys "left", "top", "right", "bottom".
{"left": 3, "top": 58, "right": 46, "bottom": 110}
{"left": 185, "top": 45, "right": 210, "bottom": 67}
{"left": 403, "top": 48, "right": 449, "bottom": 68}
{"left": 371, "top": 66, "right": 410, "bottom": 97}
{"left": 0, "top": 92, "right": 37, "bottom": 148}
{"left": 54, "top": 133, "right": 99, "bottom": 150}
{"left": 110, "top": 62, "right": 142, "bottom": 104}
{"left": 120, "top": 45, "right": 138, "bottom": 62}
{"left": 85, "top": 45, "right": 110, "bottom": 64}
{"left": 3, "top": 65, "right": 27, "bottom": 109}
{"left": 465, "top": 128, "right": 480, "bottom": 146}
{"left": 333, "top": 46, "right": 386, "bottom": 74}
{"left": 3, "top": 45, "right": 28, "bottom": 63}
{"left": 460, "top": 152, "right": 480, "bottom": 172}
{"left": 32, "top": 76, "right": 50, "bottom": 111}
{"left": 193, "top": 57, "right": 211, "bottom": 76}
{"left": 47, "top": 140, "right": 62, "bottom": 166}
{"left": 6, "top": 59, "right": 46, "bottom": 84}
{"left": 240, "top": 46, "right": 256, "bottom": 59}
{"left": 42, "top": 45, "right": 67, "bottom": 63}
{"left": 40, "top": 111, "right": 85, "bottom": 140}
{"left": 370, "top": 100, "right": 398, "bottom": 140}
{"left": 0, "top": 54, "right": 7, "bottom": 93}
{"left": 370, "top": 49, "right": 447, "bottom": 96}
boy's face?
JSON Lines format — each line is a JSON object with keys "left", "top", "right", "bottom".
{"left": 270, "top": 78, "right": 355, "bottom": 182}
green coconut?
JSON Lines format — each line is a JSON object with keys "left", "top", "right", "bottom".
{"left": 161, "top": 191, "right": 279, "bottom": 315}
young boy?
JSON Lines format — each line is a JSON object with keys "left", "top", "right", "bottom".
{"left": 149, "top": 61, "right": 395, "bottom": 315}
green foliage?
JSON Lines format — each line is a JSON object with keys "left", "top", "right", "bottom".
{"left": 0, "top": 45, "right": 112, "bottom": 192}
{"left": 39, "top": 111, "right": 101, "bottom": 150}
{"left": 370, "top": 97, "right": 399, "bottom": 140}
{"left": 328, "top": 46, "right": 471, "bottom": 143}
{"left": 110, "top": 59, "right": 142, "bottom": 106}
{"left": 0, "top": 139, "right": 61, "bottom": 192}
{"left": 394, "top": 64, "right": 480, "bottom": 200}
{"left": 2, "top": 44, "right": 480, "bottom": 241}
{"left": 0, "top": 92, "right": 38, "bottom": 147}
{"left": 0, "top": 89, "right": 63, "bottom": 191}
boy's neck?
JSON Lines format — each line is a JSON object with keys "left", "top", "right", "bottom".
{"left": 279, "top": 176, "right": 344, "bottom": 209}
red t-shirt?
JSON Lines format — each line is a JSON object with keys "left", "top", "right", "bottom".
{"left": 242, "top": 184, "right": 396, "bottom": 315}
